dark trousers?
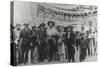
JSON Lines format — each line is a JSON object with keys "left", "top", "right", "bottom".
{"left": 80, "top": 48, "right": 86, "bottom": 62}
{"left": 21, "top": 46, "right": 30, "bottom": 64}
{"left": 67, "top": 45, "right": 75, "bottom": 62}
{"left": 21, "top": 40, "right": 31, "bottom": 64}
{"left": 47, "top": 39, "right": 57, "bottom": 61}
{"left": 38, "top": 41, "right": 46, "bottom": 62}
{"left": 31, "top": 41, "right": 37, "bottom": 62}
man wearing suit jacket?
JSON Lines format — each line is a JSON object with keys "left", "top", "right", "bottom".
{"left": 64, "top": 26, "right": 75, "bottom": 62}
{"left": 20, "top": 24, "right": 32, "bottom": 64}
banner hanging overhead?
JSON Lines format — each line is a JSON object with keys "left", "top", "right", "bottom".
{"left": 37, "top": 4, "right": 97, "bottom": 22}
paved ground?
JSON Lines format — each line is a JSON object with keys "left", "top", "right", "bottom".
{"left": 83, "top": 55, "right": 97, "bottom": 62}
{"left": 19, "top": 46, "right": 97, "bottom": 66}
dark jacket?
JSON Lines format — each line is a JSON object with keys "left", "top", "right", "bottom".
{"left": 64, "top": 31, "right": 75, "bottom": 46}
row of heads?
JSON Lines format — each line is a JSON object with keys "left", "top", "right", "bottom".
{"left": 15, "top": 21, "right": 73, "bottom": 30}
{"left": 15, "top": 21, "right": 55, "bottom": 27}
{"left": 14, "top": 21, "right": 96, "bottom": 34}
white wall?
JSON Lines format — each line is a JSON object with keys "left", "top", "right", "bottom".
{"left": 14, "top": 1, "right": 38, "bottom": 26}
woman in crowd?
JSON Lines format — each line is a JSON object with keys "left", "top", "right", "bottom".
{"left": 57, "top": 26, "right": 65, "bottom": 62}
{"left": 88, "top": 29, "right": 94, "bottom": 55}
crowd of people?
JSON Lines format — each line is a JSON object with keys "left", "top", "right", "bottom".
{"left": 11, "top": 21, "right": 97, "bottom": 65}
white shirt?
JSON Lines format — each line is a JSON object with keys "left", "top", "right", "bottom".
{"left": 14, "top": 28, "right": 20, "bottom": 44}
{"left": 88, "top": 32, "right": 94, "bottom": 38}
{"left": 47, "top": 27, "right": 58, "bottom": 36}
